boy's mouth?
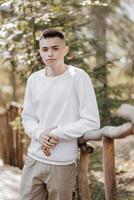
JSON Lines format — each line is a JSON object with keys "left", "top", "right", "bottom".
{"left": 46, "top": 59, "right": 56, "bottom": 61}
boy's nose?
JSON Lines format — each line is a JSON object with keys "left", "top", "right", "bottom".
{"left": 48, "top": 49, "right": 53, "bottom": 56}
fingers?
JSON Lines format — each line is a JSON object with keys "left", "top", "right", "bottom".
{"left": 43, "top": 137, "right": 53, "bottom": 148}
{"left": 39, "top": 126, "right": 58, "bottom": 145}
{"left": 49, "top": 136, "right": 60, "bottom": 145}
{"left": 42, "top": 146, "right": 51, "bottom": 156}
{"left": 43, "top": 138, "right": 54, "bottom": 148}
{"left": 41, "top": 135, "right": 60, "bottom": 157}
{"left": 49, "top": 134, "right": 60, "bottom": 143}
{"left": 42, "top": 135, "right": 60, "bottom": 148}
{"left": 39, "top": 133, "right": 49, "bottom": 146}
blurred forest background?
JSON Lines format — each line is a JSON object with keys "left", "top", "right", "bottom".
{"left": 0, "top": 0, "right": 134, "bottom": 200}
{"left": 0, "top": 0, "right": 134, "bottom": 126}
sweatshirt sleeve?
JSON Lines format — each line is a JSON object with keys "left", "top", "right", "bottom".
{"left": 21, "top": 77, "right": 44, "bottom": 141}
{"left": 51, "top": 71, "right": 100, "bottom": 140}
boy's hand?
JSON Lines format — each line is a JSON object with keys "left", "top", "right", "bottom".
{"left": 40, "top": 133, "right": 59, "bottom": 148}
{"left": 41, "top": 135, "right": 60, "bottom": 156}
{"left": 39, "top": 127, "right": 60, "bottom": 156}
{"left": 42, "top": 146, "right": 51, "bottom": 157}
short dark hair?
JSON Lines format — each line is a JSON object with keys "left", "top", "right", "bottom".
{"left": 40, "top": 28, "right": 65, "bottom": 40}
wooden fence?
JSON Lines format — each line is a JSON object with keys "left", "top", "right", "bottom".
{"left": 0, "top": 102, "right": 30, "bottom": 169}
{"left": 0, "top": 101, "right": 133, "bottom": 200}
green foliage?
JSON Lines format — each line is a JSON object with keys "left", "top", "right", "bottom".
{"left": 91, "top": 176, "right": 105, "bottom": 200}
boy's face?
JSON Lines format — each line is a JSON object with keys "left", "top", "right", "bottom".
{"left": 39, "top": 37, "right": 68, "bottom": 67}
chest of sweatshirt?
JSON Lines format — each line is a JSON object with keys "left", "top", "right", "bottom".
{"left": 29, "top": 69, "right": 80, "bottom": 123}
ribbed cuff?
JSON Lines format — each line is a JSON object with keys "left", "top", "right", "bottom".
{"left": 35, "top": 128, "right": 44, "bottom": 141}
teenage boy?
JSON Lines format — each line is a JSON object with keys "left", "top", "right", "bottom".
{"left": 20, "top": 28, "right": 100, "bottom": 200}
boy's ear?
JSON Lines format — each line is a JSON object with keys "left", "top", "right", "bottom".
{"left": 65, "top": 46, "right": 69, "bottom": 56}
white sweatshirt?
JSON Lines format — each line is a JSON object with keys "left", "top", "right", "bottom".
{"left": 21, "top": 65, "right": 100, "bottom": 165}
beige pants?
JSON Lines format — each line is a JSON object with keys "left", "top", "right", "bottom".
{"left": 19, "top": 156, "right": 76, "bottom": 200}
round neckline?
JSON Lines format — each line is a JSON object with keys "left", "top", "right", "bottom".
{"left": 42, "top": 65, "right": 71, "bottom": 80}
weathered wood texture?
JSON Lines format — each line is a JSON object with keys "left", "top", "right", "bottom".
{"left": 103, "top": 137, "right": 117, "bottom": 200}
{"left": 0, "top": 102, "right": 30, "bottom": 168}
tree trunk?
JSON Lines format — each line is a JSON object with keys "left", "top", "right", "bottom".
{"left": 92, "top": 7, "right": 110, "bottom": 125}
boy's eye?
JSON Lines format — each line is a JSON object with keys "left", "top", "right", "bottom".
{"left": 53, "top": 48, "right": 58, "bottom": 50}
{"left": 43, "top": 49, "right": 48, "bottom": 52}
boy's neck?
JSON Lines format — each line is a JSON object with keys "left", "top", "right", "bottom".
{"left": 45, "top": 64, "right": 68, "bottom": 77}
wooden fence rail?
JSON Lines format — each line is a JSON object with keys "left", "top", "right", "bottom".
{"left": 0, "top": 102, "right": 133, "bottom": 200}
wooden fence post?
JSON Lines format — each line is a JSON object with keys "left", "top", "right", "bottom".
{"left": 103, "top": 137, "right": 117, "bottom": 200}
{"left": 7, "top": 104, "right": 18, "bottom": 166}
{"left": 78, "top": 143, "right": 94, "bottom": 200}
{"left": 0, "top": 112, "right": 10, "bottom": 164}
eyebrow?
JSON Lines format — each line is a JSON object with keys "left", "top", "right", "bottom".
{"left": 41, "top": 45, "right": 59, "bottom": 49}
